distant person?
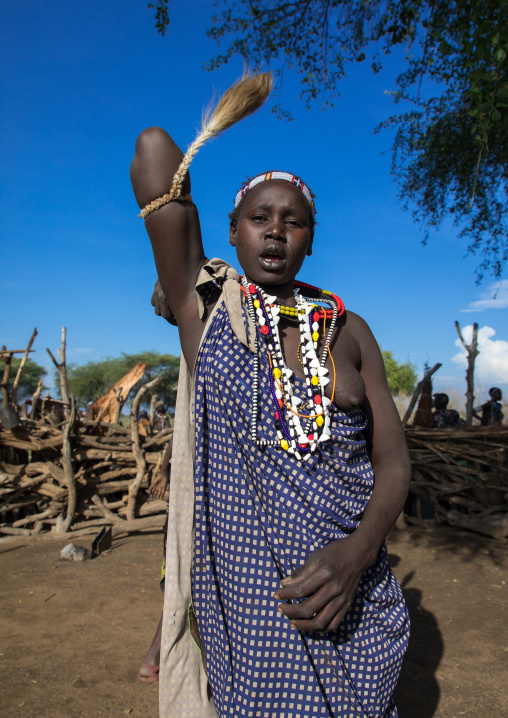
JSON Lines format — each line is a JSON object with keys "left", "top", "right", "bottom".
{"left": 474, "top": 388, "right": 504, "bottom": 426}
{"left": 432, "top": 393, "right": 460, "bottom": 428}
{"left": 137, "top": 409, "right": 150, "bottom": 436}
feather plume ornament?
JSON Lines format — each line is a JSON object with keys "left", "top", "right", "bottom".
{"left": 140, "top": 71, "right": 273, "bottom": 219}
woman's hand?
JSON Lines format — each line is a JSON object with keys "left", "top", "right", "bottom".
{"left": 148, "top": 472, "right": 169, "bottom": 501}
{"left": 273, "top": 534, "right": 374, "bottom": 633}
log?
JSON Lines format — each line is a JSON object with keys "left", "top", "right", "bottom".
{"left": 446, "top": 509, "right": 508, "bottom": 540}
{"left": 0, "top": 525, "right": 33, "bottom": 536}
{"left": 90, "top": 494, "right": 119, "bottom": 522}
{"left": 12, "top": 506, "right": 60, "bottom": 528}
{"left": 111, "top": 513, "right": 167, "bottom": 537}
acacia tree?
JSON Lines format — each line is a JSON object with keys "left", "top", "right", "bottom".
{"left": 381, "top": 350, "right": 417, "bottom": 395}
{"left": 64, "top": 351, "right": 180, "bottom": 411}
{"left": 2, "top": 358, "right": 47, "bottom": 403}
{"left": 150, "top": 0, "right": 508, "bottom": 281}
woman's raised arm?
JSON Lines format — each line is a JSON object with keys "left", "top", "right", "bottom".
{"left": 130, "top": 126, "right": 207, "bottom": 367}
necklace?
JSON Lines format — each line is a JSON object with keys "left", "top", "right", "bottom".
{"left": 241, "top": 278, "right": 343, "bottom": 461}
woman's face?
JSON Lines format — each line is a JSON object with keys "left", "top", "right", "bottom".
{"left": 229, "top": 180, "right": 313, "bottom": 290}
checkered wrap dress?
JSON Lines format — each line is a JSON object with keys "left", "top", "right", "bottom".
{"left": 191, "top": 296, "right": 410, "bottom": 718}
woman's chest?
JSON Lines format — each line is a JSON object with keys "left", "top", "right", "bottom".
{"left": 276, "top": 321, "right": 366, "bottom": 411}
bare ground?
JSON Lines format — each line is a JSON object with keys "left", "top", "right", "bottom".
{"left": 1, "top": 524, "right": 506, "bottom": 718}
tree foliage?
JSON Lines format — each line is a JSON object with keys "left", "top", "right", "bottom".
{"left": 3, "top": 358, "right": 47, "bottom": 402}
{"left": 64, "top": 351, "right": 180, "bottom": 411}
{"left": 149, "top": 0, "right": 508, "bottom": 280}
{"left": 381, "top": 350, "right": 417, "bottom": 395}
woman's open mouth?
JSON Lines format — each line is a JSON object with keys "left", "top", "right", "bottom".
{"left": 259, "top": 249, "right": 286, "bottom": 271}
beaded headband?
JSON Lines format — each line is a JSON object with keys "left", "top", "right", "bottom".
{"left": 234, "top": 172, "right": 315, "bottom": 214}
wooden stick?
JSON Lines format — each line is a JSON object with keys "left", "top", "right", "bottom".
{"left": 46, "top": 328, "right": 70, "bottom": 412}
{"left": 402, "top": 363, "right": 442, "bottom": 427}
{"left": 0, "top": 345, "right": 12, "bottom": 407}
{"left": 446, "top": 509, "right": 508, "bottom": 540}
{"left": 90, "top": 494, "right": 120, "bottom": 522}
{"left": 126, "top": 376, "right": 162, "bottom": 521}
{"left": 11, "top": 328, "right": 38, "bottom": 407}
{"left": 149, "top": 393, "right": 158, "bottom": 434}
{"left": 0, "top": 525, "right": 33, "bottom": 536}
{"left": 60, "top": 396, "right": 77, "bottom": 532}
{"left": 455, "top": 321, "right": 479, "bottom": 426}
{"left": 0, "top": 349, "right": 35, "bottom": 358}
{"left": 58, "top": 327, "right": 70, "bottom": 409}
{"left": 31, "top": 378, "right": 44, "bottom": 420}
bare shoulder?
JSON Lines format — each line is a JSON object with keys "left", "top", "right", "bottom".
{"left": 336, "top": 309, "right": 379, "bottom": 352}
{"left": 341, "top": 309, "right": 374, "bottom": 337}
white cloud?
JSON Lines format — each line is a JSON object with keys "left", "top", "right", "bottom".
{"left": 452, "top": 325, "right": 508, "bottom": 386}
{"left": 461, "top": 280, "right": 508, "bottom": 312}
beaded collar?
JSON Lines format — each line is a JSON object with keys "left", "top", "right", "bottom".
{"left": 240, "top": 278, "right": 344, "bottom": 462}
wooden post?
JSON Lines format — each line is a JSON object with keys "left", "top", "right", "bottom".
{"left": 57, "top": 395, "right": 77, "bottom": 532}
{"left": 46, "top": 327, "right": 70, "bottom": 413}
{"left": 113, "top": 388, "right": 123, "bottom": 425}
{"left": 149, "top": 393, "right": 159, "bottom": 434}
{"left": 455, "top": 321, "right": 479, "bottom": 426}
{"left": 31, "top": 378, "right": 44, "bottom": 420}
{"left": 11, "top": 328, "right": 38, "bottom": 407}
{"left": 0, "top": 345, "right": 12, "bottom": 406}
{"left": 126, "top": 376, "right": 162, "bottom": 521}
{"left": 402, "top": 363, "right": 442, "bottom": 428}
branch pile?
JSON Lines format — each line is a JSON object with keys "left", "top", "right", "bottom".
{"left": 1, "top": 422, "right": 507, "bottom": 539}
{"left": 0, "top": 418, "right": 171, "bottom": 538}
{"left": 405, "top": 426, "right": 508, "bottom": 539}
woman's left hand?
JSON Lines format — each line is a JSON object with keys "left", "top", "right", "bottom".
{"left": 148, "top": 472, "right": 169, "bottom": 500}
{"left": 273, "top": 534, "right": 374, "bottom": 633}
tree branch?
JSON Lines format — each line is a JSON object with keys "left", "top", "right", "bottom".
{"left": 11, "top": 328, "right": 38, "bottom": 407}
{"left": 126, "top": 376, "right": 162, "bottom": 521}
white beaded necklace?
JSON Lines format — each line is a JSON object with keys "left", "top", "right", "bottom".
{"left": 241, "top": 278, "right": 339, "bottom": 461}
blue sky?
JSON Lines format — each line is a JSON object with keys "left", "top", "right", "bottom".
{"left": 1, "top": 0, "right": 506, "bottom": 404}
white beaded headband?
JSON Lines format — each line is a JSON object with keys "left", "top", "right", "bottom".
{"left": 234, "top": 171, "right": 315, "bottom": 214}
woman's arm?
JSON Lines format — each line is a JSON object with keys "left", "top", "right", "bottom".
{"left": 130, "top": 127, "right": 208, "bottom": 368}
{"left": 148, "top": 436, "right": 173, "bottom": 500}
{"left": 274, "top": 313, "right": 411, "bottom": 632}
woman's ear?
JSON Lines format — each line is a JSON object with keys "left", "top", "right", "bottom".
{"left": 229, "top": 223, "right": 237, "bottom": 247}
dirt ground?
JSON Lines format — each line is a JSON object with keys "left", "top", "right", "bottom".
{"left": 1, "top": 524, "right": 506, "bottom": 718}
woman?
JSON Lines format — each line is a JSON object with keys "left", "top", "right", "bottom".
{"left": 130, "top": 78, "right": 410, "bottom": 718}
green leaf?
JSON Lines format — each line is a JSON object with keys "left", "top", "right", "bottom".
{"left": 439, "top": 40, "right": 452, "bottom": 56}
{"left": 492, "top": 109, "right": 501, "bottom": 121}
{"left": 496, "top": 47, "right": 506, "bottom": 63}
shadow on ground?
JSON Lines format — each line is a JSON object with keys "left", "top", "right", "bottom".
{"left": 390, "top": 554, "right": 443, "bottom": 718}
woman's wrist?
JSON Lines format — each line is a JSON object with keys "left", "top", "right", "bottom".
{"left": 346, "top": 525, "right": 383, "bottom": 570}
